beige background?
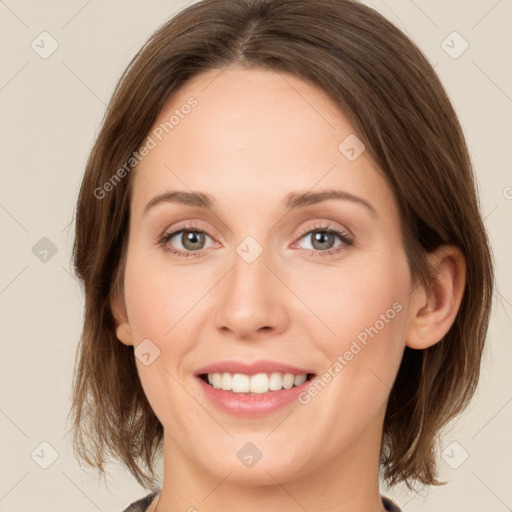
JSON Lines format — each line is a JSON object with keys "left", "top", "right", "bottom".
{"left": 0, "top": 0, "right": 511, "bottom": 510}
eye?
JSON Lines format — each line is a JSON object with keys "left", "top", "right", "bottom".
{"left": 293, "top": 223, "right": 354, "bottom": 257}
{"left": 158, "top": 222, "right": 216, "bottom": 258}
{"left": 158, "top": 221, "right": 354, "bottom": 259}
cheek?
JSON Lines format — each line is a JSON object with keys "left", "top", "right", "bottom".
{"left": 298, "top": 249, "right": 410, "bottom": 405}
{"left": 123, "top": 247, "right": 203, "bottom": 341}
{"left": 290, "top": 279, "right": 409, "bottom": 458}
{"left": 294, "top": 249, "right": 409, "bottom": 343}
{"left": 122, "top": 253, "right": 197, "bottom": 426}
{"left": 122, "top": 248, "right": 209, "bottom": 398}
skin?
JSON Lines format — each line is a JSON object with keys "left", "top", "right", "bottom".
{"left": 112, "top": 65, "right": 466, "bottom": 512}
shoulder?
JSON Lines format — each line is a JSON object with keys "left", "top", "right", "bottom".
{"left": 381, "top": 494, "right": 403, "bottom": 512}
{"left": 121, "top": 490, "right": 160, "bottom": 512}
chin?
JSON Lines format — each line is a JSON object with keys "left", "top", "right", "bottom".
{"left": 192, "top": 437, "right": 313, "bottom": 486}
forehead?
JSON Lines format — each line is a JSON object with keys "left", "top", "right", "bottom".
{"left": 130, "top": 65, "right": 395, "bottom": 221}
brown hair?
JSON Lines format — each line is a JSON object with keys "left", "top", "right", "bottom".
{"left": 70, "top": 0, "right": 494, "bottom": 491}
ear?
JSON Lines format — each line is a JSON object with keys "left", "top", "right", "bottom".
{"left": 110, "top": 289, "right": 134, "bottom": 346}
{"left": 406, "top": 245, "right": 466, "bottom": 349}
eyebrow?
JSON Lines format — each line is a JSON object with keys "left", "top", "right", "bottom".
{"left": 142, "top": 189, "right": 377, "bottom": 216}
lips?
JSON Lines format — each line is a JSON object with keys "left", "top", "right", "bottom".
{"left": 194, "top": 360, "right": 317, "bottom": 417}
{"left": 195, "top": 359, "right": 315, "bottom": 376}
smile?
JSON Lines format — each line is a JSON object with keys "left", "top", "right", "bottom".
{"left": 201, "top": 372, "right": 314, "bottom": 394}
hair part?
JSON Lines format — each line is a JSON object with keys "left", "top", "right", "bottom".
{"left": 70, "top": 0, "right": 494, "bottom": 490}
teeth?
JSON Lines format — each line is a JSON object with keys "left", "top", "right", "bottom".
{"left": 221, "top": 373, "right": 232, "bottom": 391}
{"left": 232, "top": 373, "right": 250, "bottom": 393}
{"left": 206, "top": 372, "right": 309, "bottom": 394}
{"left": 294, "top": 374, "right": 307, "bottom": 386}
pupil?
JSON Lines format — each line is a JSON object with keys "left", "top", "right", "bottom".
{"left": 312, "top": 231, "right": 334, "bottom": 250}
{"left": 183, "top": 231, "right": 204, "bottom": 250}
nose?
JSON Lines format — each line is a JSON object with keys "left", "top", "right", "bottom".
{"left": 213, "top": 248, "right": 289, "bottom": 341}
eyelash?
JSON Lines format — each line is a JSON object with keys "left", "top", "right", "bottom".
{"left": 158, "top": 221, "right": 354, "bottom": 259}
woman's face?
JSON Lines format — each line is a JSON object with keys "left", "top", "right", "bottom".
{"left": 115, "top": 65, "right": 415, "bottom": 484}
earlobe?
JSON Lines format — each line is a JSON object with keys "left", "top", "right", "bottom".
{"left": 110, "top": 291, "right": 134, "bottom": 346}
{"left": 116, "top": 323, "right": 134, "bottom": 346}
{"left": 406, "top": 245, "right": 466, "bottom": 350}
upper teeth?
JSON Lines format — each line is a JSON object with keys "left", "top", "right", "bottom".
{"left": 207, "top": 372, "right": 308, "bottom": 394}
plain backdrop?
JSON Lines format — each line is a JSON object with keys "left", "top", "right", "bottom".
{"left": 0, "top": 1, "right": 511, "bottom": 511}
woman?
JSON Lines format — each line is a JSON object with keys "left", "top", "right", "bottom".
{"left": 70, "top": 1, "right": 494, "bottom": 511}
